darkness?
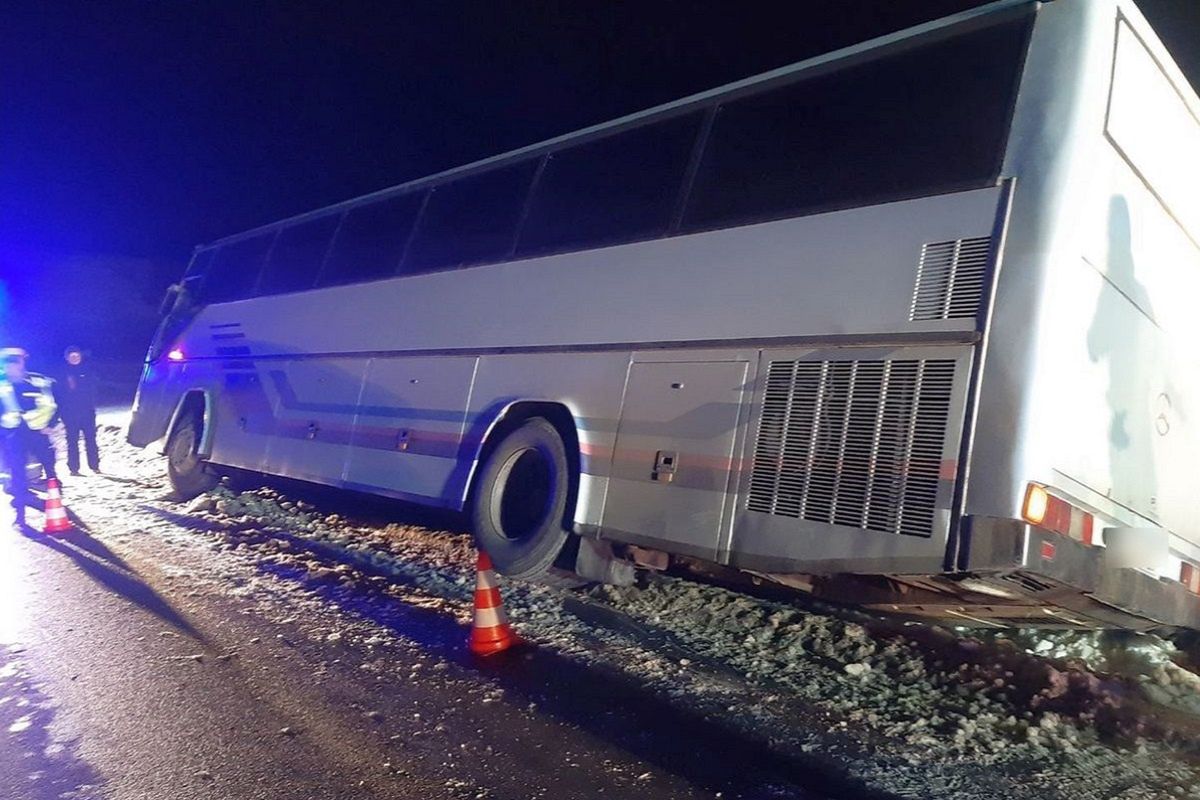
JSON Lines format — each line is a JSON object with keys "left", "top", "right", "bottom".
{"left": 0, "top": 1, "right": 1197, "bottom": 364}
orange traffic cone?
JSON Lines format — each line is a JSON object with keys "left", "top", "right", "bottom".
{"left": 42, "top": 478, "right": 73, "bottom": 535}
{"left": 469, "top": 551, "right": 520, "bottom": 656}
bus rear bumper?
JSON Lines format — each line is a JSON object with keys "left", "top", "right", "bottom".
{"left": 869, "top": 517, "right": 1200, "bottom": 631}
{"left": 963, "top": 516, "right": 1200, "bottom": 631}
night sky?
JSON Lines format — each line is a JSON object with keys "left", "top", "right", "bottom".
{"left": 0, "top": 1, "right": 1198, "bottom": 361}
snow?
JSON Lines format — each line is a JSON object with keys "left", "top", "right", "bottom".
{"left": 58, "top": 418, "right": 1200, "bottom": 799}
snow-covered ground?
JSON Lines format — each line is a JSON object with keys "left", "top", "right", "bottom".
{"left": 57, "top": 414, "right": 1200, "bottom": 799}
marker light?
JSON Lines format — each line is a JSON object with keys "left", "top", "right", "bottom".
{"left": 1022, "top": 484, "right": 1049, "bottom": 525}
{"left": 167, "top": 348, "right": 185, "bottom": 362}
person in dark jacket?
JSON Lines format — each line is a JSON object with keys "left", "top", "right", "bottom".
{"left": 59, "top": 346, "right": 100, "bottom": 475}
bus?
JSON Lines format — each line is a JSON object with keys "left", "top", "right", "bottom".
{"left": 130, "top": 0, "right": 1200, "bottom": 632}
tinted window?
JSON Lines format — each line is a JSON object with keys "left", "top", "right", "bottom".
{"left": 203, "top": 234, "right": 275, "bottom": 303}
{"left": 404, "top": 161, "right": 537, "bottom": 274}
{"left": 683, "top": 12, "right": 1033, "bottom": 231}
{"left": 516, "top": 114, "right": 702, "bottom": 256}
{"left": 318, "top": 192, "right": 424, "bottom": 287}
{"left": 257, "top": 215, "right": 340, "bottom": 296}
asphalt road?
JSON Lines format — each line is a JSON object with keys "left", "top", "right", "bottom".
{"left": 0, "top": 432, "right": 834, "bottom": 800}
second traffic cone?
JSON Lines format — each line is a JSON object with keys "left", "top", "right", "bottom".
{"left": 469, "top": 551, "right": 520, "bottom": 656}
{"left": 42, "top": 478, "right": 73, "bottom": 535}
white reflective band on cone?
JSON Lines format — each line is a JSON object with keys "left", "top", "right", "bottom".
{"left": 475, "top": 569, "right": 498, "bottom": 591}
{"left": 473, "top": 605, "right": 508, "bottom": 629}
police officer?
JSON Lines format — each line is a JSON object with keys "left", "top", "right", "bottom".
{"left": 0, "top": 348, "right": 59, "bottom": 531}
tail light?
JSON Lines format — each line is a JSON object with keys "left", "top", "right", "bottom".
{"left": 1181, "top": 562, "right": 1200, "bottom": 594}
{"left": 1022, "top": 483, "right": 1094, "bottom": 545}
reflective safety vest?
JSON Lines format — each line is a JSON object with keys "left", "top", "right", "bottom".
{"left": 0, "top": 374, "right": 57, "bottom": 431}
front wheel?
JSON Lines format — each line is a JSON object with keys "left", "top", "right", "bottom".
{"left": 470, "top": 418, "right": 582, "bottom": 586}
{"left": 166, "top": 412, "right": 217, "bottom": 500}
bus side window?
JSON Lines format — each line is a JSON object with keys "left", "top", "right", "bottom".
{"left": 681, "top": 11, "right": 1033, "bottom": 231}
{"left": 318, "top": 192, "right": 424, "bottom": 288}
{"left": 404, "top": 160, "right": 538, "bottom": 275}
{"left": 257, "top": 214, "right": 340, "bottom": 296}
{"left": 201, "top": 233, "right": 276, "bottom": 304}
{"left": 516, "top": 112, "right": 703, "bottom": 258}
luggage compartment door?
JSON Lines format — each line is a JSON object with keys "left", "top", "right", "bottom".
{"left": 208, "top": 363, "right": 275, "bottom": 473}
{"left": 262, "top": 358, "right": 367, "bottom": 484}
{"left": 601, "top": 360, "right": 749, "bottom": 561}
{"left": 345, "top": 356, "right": 476, "bottom": 502}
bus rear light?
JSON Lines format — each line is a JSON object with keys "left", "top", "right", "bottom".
{"left": 167, "top": 348, "right": 185, "bottom": 362}
{"left": 1023, "top": 484, "right": 1049, "bottom": 525}
{"left": 1182, "top": 563, "right": 1200, "bottom": 594}
{"left": 1022, "top": 483, "right": 1094, "bottom": 545}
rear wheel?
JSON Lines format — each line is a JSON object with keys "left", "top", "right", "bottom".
{"left": 166, "top": 411, "right": 217, "bottom": 500}
{"left": 470, "top": 418, "right": 582, "bottom": 586}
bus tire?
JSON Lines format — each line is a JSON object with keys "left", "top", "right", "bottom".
{"left": 166, "top": 411, "right": 217, "bottom": 501}
{"left": 470, "top": 417, "right": 583, "bottom": 586}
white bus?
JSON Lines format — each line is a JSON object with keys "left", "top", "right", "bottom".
{"left": 131, "top": 0, "right": 1200, "bottom": 631}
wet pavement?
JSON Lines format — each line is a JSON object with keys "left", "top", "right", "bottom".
{"left": 0, "top": 443, "right": 834, "bottom": 800}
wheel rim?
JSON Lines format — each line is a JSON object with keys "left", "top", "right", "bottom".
{"left": 169, "top": 424, "right": 198, "bottom": 474}
{"left": 492, "top": 446, "right": 554, "bottom": 542}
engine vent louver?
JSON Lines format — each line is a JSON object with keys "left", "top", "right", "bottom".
{"left": 910, "top": 236, "right": 991, "bottom": 321}
{"left": 747, "top": 358, "right": 956, "bottom": 538}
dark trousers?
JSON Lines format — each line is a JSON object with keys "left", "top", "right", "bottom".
{"left": 2, "top": 427, "right": 58, "bottom": 524}
{"left": 64, "top": 412, "right": 100, "bottom": 473}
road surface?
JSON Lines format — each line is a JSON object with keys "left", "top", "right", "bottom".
{"left": 0, "top": 420, "right": 837, "bottom": 800}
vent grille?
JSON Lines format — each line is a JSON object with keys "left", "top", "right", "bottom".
{"left": 747, "top": 358, "right": 956, "bottom": 538}
{"left": 910, "top": 236, "right": 991, "bottom": 321}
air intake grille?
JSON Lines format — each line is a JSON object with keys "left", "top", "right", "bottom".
{"left": 910, "top": 236, "right": 991, "bottom": 321}
{"left": 747, "top": 358, "right": 956, "bottom": 538}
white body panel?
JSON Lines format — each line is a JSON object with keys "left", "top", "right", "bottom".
{"left": 971, "top": 0, "right": 1200, "bottom": 578}
{"left": 146, "top": 188, "right": 999, "bottom": 551}
{"left": 346, "top": 356, "right": 477, "bottom": 499}
{"left": 603, "top": 359, "right": 750, "bottom": 561}
{"left": 185, "top": 186, "right": 999, "bottom": 358}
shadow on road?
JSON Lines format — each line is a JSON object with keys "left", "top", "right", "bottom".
{"left": 22, "top": 521, "right": 207, "bottom": 646}
{"left": 93, "top": 473, "right": 160, "bottom": 489}
{"left": 288, "top": 562, "right": 862, "bottom": 799}
{"left": 60, "top": 510, "right": 133, "bottom": 571}
{"left": 145, "top": 506, "right": 869, "bottom": 800}
{"left": 0, "top": 647, "right": 105, "bottom": 800}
